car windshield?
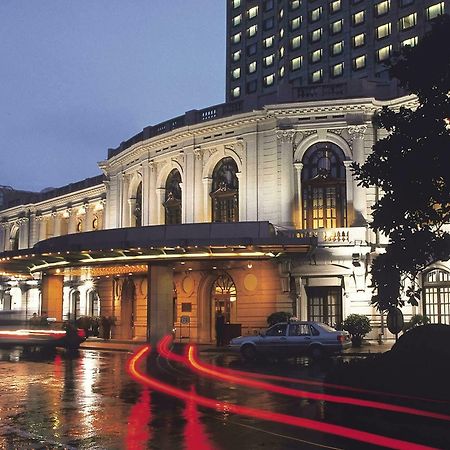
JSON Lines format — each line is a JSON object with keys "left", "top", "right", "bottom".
{"left": 317, "top": 323, "right": 337, "bottom": 332}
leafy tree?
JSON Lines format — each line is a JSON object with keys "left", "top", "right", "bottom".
{"left": 352, "top": 15, "right": 450, "bottom": 311}
{"left": 342, "top": 314, "right": 372, "bottom": 346}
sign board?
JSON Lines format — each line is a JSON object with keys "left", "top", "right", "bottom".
{"left": 387, "top": 307, "right": 404, "bottom": 334}
{"left": 180, "top": 315, "right": 190, "bottom": 325}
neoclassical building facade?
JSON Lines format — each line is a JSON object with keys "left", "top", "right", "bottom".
{"left": 1, "top": 95, "right": 449, "bottom": 343}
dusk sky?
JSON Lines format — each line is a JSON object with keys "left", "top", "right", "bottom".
{"left": 0, "top": 1, "right": 225, "bottom": 192}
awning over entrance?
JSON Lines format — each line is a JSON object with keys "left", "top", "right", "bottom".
{"left": 0, "top": 222, "right": 315, "bottom": 277}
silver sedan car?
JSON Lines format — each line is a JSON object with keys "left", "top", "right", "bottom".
{"left": 229, "top": 321, "right": 351, "bottom": 360}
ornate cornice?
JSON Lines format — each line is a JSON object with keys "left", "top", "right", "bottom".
{"left": 348, "top": 125, "right": 368, "bottom": 141}
{"left": 276, "top": 129, "right": 296, "bottom": 143}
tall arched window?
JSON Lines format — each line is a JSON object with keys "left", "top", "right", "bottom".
{"left": 133, "top": 182, "right": 143, "bottom": 227}
{"left": 210, "top": 157, "right": 239, "bottom": 223}
{"left": 164, "top": 169, "right": 182, "bottom": 224}
{"left": 302, "top": 142, "right": 347, "bottom": 229}
{"left": 423, "top": 269, "right": 450, "bottom": 324}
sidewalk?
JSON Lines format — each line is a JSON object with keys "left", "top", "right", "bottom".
{"left": 80, "top": 337, "right": 394, "bottom": 355}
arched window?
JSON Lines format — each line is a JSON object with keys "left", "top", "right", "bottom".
{"left": 211, "top": 272, "right": 237, "bottom": 324}
{"left": 133, "top": 182, "right": 143, "bottom": 227}
{"left": 302, "top": 143, "right": 347, "bottom": 229}
{"left": 164, "top": 169, "right": 182, "bottom": 224}
{"left": 87, "top": 290, "right": 100, "bottom": 317}
{"left": 210, "top": 157, "right": 239, "bottom": 223}
{"left": 423, "top": 269, "right": 450, "bottom": 324}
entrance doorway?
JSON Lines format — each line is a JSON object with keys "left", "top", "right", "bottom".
{"left": 210, "top": 273, "right": 237, "bottom": 342}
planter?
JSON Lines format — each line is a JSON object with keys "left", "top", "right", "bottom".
{"left": 351, "top": 336, "right": 363, "bottom": 347}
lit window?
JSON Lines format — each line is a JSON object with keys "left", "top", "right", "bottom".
{"left": 232, "top": 50, "right": 241, "bottom": 61}
{"left": 290, "top": 0, "right": 301, "bottom": 10}
{"left": 291, "top": 56, "right": 303, "bottom": 71}
{"left": 376, "top": 44, "right": 392, "bottom": 62}
{"left": 310, "top": 49, "right": 323, "bottom": 63}
{"left": 264, "top": 36, "right": 275, "bottom": 48}
{"left": 290, "top": 17, "right": 302, "bottom": 31}
{"left": 331, "top": 41, "right": 344, "bottom": 55}
{"left": 232, "top": 0, "right": 241, "bottom": 9}
{"left": 330, "top": 0, "right": 342, "bottom": 14}
{"left": 352, "top": 33, "right": 365, "bottom": 48}
{"left": 264, "top": 73, "right": 275, "bottom": 86}
{"left": 264, "top": 54, "right": 275, "bottom": 67}
{"left": 279, "top": 46, "right": 285, "bottom": 58}
{"left": 248, "top": 6, "right": 259, "bottom": 19}
{"left": 280, "top": 28, "right": 285, "bottom": 38}
{"left": 248, "top": 61, "right": 257, "bottom": 73}
{"left": 310, "top": 28, "right": 323, "bottom": 42}
{"left": 291, "top": 35, "right": 302, "bottom": 49}
{"left": 401, "top": 36, "right": 418, "bottom": 47}
{"left": 279, "top": 66, "right": 285, "bottom": 77}
{"left": 247, "top": 24, "right": 258, "bottom": 38}
{"left": 232, "top": 14, "right": 242, "bottom": 26}
{"left": 330, "top": 19, "right": 343, "bottom": 34}
{"left": 374, "top": 1, "right": 390, "bottom": 17}
{"left": 426, "top": 2, "right": 445, "bottom": 20}
{"left": 311, "top": 69, "right": 323, "bottom": 83}
{"left": 399, "top": 13, "right": 417, "bottom": 30}
{"left": 352, "top": 10, "right": 365, "bottom": 26}
{"left": 376, "top": 23, "right": 391, "bottom": 39}
{"left": 353, "top": 55, "right": 366, "bottom": 70}
{"left": 331, "top": 62, "right": 344, "bottom": 77}
{"left": 232, "top": 68, "right": 241, "bottom": 79}
{"left": 310, "top": 6, "right": 323, "bottom": 22}
{"left": 279, "top": 8, "right": 284, "bottom": 19}
{"left": 231, "top": 32, "right": 241, "bottom": 44}
{"left": 231, "top": 87, "right": 241, "bottom": 98}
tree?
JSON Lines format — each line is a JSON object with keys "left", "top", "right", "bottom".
{"left": 352, "top": 15, "right": 450, "bottom": 311}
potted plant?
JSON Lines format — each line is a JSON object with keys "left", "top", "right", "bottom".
{"left": 342, "top": 314, "right": 372, "bottom": 347}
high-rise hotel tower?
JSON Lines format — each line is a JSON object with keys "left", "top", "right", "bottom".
{"left": 226, "top": 0, "right": 446, "bottom": 108}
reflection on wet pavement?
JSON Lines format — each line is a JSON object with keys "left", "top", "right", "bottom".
{"left": 0, "top": 345, "right": 448, "bottom": 449}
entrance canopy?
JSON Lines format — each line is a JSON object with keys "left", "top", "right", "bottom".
{"left": 0, "top": 222, "right": 315, "bottom": 277}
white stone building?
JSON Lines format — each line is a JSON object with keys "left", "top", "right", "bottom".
{"left": 1, "top": 95, "right": 449, "bottom": 343}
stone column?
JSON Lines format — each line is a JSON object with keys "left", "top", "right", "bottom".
{"left": 194, "top": 147, "right": 204, "bottom": 222}
{"left": 348, "top": 125, "right": 368, "bottom": 225}
{"left": 343, "top": 161, "right": 355, "bottom": 226}
{"left": 184, "top": 149, "right": 195, "bottom": 223}
{"left": 277, "top": 130, "right": 296, "bottom": 226}
{"left": 141, "top": 161, "right": 150, "bottom": 226}
{"left": 147, "top": 264, "right": 174, "bottom": 346}
{"left": 128, "top": 198, "right": 136, "bottom": 227}
{"left": 156, "top": 188, "right": 166, "bottom": 225}
{"left": 148, "top": 162, "right": 158, "bottom": 225}
{"left": 293, "top": 162, "right": 303, "bottom": 229}
{"left": 203, "top": 177, "right": 213, "bottom": 222}
{"left": 41, "top": 274, "right": 64, "bottom": 321}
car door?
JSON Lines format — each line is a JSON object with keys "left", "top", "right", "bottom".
{"left": 260, "top": 323, "right": 288, "bottom": 354}
{"left": 287, "top": 323, "right": 312, "bottom": 355}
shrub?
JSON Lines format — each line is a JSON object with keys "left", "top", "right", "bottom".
{"left": 342, "top": 314, "right": 372, "bottom": 346}
{"left": 267, "top": 311, "right": 292, "bottom": 327}
{"left": 403, "top": 314, "right": 430, "bottom": 332}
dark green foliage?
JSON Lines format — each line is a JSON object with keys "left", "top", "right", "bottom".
{"left": 267, "top": 311, "right": 292, "bottom": 326}
{"left": 403, "top": 314, "right": 431, "bottom": 332}
{"left": 352, "top": 15, "right": 450, "bottom": 311}
{"left": 342, "top": 314, "right": 372, "bottom": 340}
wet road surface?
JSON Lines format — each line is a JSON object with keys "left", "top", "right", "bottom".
{"left": 0, "top": 345, "right": 448, "bottom": 449}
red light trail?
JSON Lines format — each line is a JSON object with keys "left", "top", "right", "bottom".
{"left": 158, "top": 335, "right": 447, "bottom": 405}
{"left": 127, "top": 345, "right": 436, "bottom": 450}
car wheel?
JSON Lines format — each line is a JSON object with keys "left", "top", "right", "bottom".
{"left": 310, "top": 345, "right": 323, "bottom": 360}
{"left": 241, "top": 344, "right": 257, "bottom": 361}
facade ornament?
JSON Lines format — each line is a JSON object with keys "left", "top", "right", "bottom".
{"left": 207, "top": 147, "right": 218, "bottom": 158}
{"left": 303, "top": 130, "right": 317, "bottom": 138}
{"left": 327, "top": 128, "right": 344, "bottom": 136}
{"left": 193, "top": 147, "right": 202, "bottom": 160}
{"left": 276, "top": 129, "right": 296, "bottom": 143}
{"left": 348, "top": 125, "right": 368, "bottom": 142}
{"left": 149, "top": 160, "right": 156, "bottom": 172}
